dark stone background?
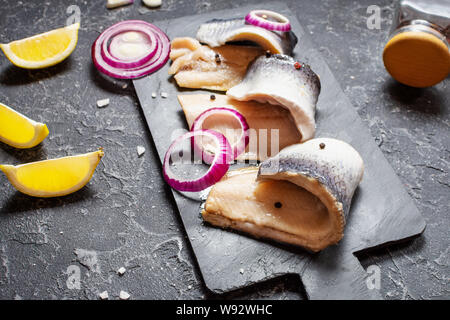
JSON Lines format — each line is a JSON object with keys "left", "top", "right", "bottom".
{"left": 0, "top": 0, "right": 448, "bottom": 300}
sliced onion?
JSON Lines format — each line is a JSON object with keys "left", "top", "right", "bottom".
{"left": 245, "top": 10, "right": 291, "bottom": 32}
{"left": 103, "top": 28, "right": 157, "bottom": 69}
{"left": 191, "top": 107, "right": 249, "bottom": 163}
{"left": 163, "top": 130, "right": 232, "bottom": 192}
{"left": 92, "top": 20, "right": 170, "bottom": 79}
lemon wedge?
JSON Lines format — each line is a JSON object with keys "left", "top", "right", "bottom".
{"left": 0, "top": 23, "right": 79, "bottom": 69}
{"left": 0, "top": 102, "right": 49, "bottom": 149}
{"left": 0, "top": 149, "right": 104, "bottom": 198}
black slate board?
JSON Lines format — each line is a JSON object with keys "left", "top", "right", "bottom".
{"left": 133, "top": 2, "right": 426, "bottom": 299}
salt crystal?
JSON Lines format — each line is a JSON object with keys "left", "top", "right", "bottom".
{"left": 117, "top": 267, "right": 126, "bottom": 276}
{"left": 151, "top": 92, "right": 157, "bottom": 98}
{"left": 97, "top": 98, "right": 110, "bottom": 108}
{"left": 119, "top": 290, "right": 130, "bottom": 300}
{"left": 143, "top": 0, "right": 162, "bottom": 8}
{"left": 239, "top": 268, "right": 244, "bottom": 274}
{"left": 161, "top": 92, "right": 168, "bottom": 98}
{"left": 99, "top": 291, "right": 109, "bottom": 300}
{"left": 106, "top": 0, "right": 133, "bottom": 9}
{"left": 137, "top": 146, "right": 146, "bottom": 157}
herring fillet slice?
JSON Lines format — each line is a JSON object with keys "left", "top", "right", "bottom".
{"left": 227, "top": 54, "right": 321, "bottom": 142}
{"left": 202, "top": 138, "right": 364, "bottom": 252}
{"left": 169, "top": 37, "right": 264, "bottom": 91}
{"left": 196, "top": 18, "right": 297, "bottom": 55}
{"left": 178, "top": 94, "right": 302, "bottom": 161}
{"left": 258, "top": 138, "right": 364, "bottom": 249}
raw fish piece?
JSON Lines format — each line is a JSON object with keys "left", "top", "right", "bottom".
{"left": 169, "top": 37, "right": 263, "bottom": 91}
{"left": 196, "top": 18, "right": 297, "bottom": 55}
{"left": 202, "top": 138, "right": 364, "bottom": 252}
{"left": 178, "top": 94, "right": 301, "bottom": 161}
{"left": 227, "top": 54, "right": 321, "bottom": 142}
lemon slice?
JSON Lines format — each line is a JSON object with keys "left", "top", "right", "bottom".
{"left": 0, "top": 149, "right": 104, "bottom": 198}
{"left": 0, "top": 102, "right": 49, "bottom": 149}
{"left": 0, "top": 23, "right": 79, "bottom": 69}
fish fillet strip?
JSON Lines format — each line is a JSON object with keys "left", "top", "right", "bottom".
{"left": 168, "top": 37, "right": 263, "bottom": 91}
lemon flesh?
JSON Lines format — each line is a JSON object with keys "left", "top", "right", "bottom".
{"left": 0, "top": 23, "right": 79, "bottom": 69}
{"left": 0, "top": 149, "right": 104, "bottom": 197}
{"left": 0, "top": 102, "right": 49, "bottom": 148}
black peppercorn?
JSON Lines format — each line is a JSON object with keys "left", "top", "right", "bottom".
{"left": 210, "top": 94, "right": 216, "bottom": 100}
{"left": 274, "top": 202, "right": 282, "bottom": 209}
{"left": 319, "top": 143, "right": 326, "bottom": 149}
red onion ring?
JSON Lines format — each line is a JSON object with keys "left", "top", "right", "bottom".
{"left": 163, "top": 130, "right": 232, "bottom": 192}
{"left": 102, "top": 26, "right": 157, "bottom": 69}
{"left": 92, "top": 20, "right": 170, "bottom": 79}
{"left": 191, "top": 107, "right": 250, "bottom": 163}
{"left": 245, "top": 10, "right": 291, "bottom": 32}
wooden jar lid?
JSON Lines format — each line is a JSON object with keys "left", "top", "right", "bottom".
{"left": 383, "top": 31, "right": 450, "bottom": 88}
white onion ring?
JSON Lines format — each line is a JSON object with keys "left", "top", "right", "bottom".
{"left": 245, "top": 10, "right": 291, "bottom": 32}
{"left": 163, "top": 130, "right": 232, "bottom": 192}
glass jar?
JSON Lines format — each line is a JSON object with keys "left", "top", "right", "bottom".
{"left": 383, "top": 0, "right": 450, "bottom": 87}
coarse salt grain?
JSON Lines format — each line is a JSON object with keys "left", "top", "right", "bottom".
{"left": 137, "top": 146, "right": 146, "bottom": 157}
{"left": 97, "top": 98, "right": 110, "bottom": 108}
{"left": 99, "top": 291, "right": 109, "bottom": 300}
{"left": 106, "top": 0, "right": 133, "bottom": 9}
{"left": 143, "top": 0, "right": 162, "bottom": 8}
{"left": 117, "top": 267, "right": 126, "bottom": 276}
{"left": 119, "top": 290, "right": 130, "bottom": 300}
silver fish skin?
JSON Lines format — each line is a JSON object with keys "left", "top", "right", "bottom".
{"left": 259, "top": 138, "right": 364, "bottom": 228}
{"left": 227, "top": 54, "right": 321, "bottom": 142}
{"left": 196, "top": 18, "right": 298, "bottom": 55}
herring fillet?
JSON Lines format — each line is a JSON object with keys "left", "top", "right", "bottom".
{"left": 196, "top": 18, "right": 298, "bottom": 55}
{"left": 227, "top": 54, "right": 321, "bottom": 142}
{"left": 177, "top": 94, "right": 302, "bottom": 161}
{"left": 202, "top": 138, "right": 364, "bottom": 252}
{"left": 258, "top": 138, "right": 364, "bottom": 249}
{"left": 168, "top": 37, "right": 264, "bottom": 91}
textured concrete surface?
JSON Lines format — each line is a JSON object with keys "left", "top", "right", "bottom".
{"left": 0, "top": 0, "right": 448, "bottom": 300}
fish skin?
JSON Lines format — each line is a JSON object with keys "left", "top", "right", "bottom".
{"left": 196, "top": 18, "right": 298, "bottom": 55}
{"left": 259, "top": 138, "right": 364, "bottom": 223}
{"left": 227, "top": 54, "right": 321, "bottom": 142}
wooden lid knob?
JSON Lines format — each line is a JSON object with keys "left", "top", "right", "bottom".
{"left": 383, "top": 31, "right": 450, "bottom": 88}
